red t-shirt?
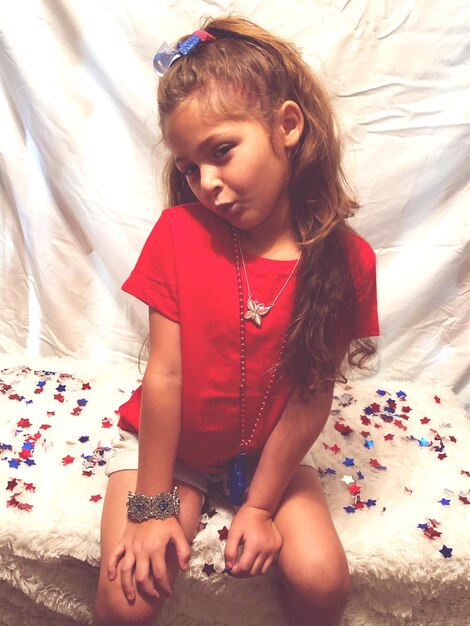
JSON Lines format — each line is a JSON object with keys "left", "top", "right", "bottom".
{"left": 119, "top": 202, "right": 379, "bottom": 472}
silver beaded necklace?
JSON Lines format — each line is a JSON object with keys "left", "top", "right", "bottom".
{"left": 228, "top": 227, "right": 301, "bottom": 505}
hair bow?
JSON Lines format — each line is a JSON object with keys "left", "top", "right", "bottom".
{"left": 153, "top": 29, "right": 215, "bottom": 76}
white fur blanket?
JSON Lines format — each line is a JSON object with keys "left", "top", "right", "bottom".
{"left": 0, "top": 356, "right": 469, "bottom": 625}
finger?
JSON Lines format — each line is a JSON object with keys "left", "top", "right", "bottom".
{"left": 135, "top": 557, "right": 160, "bottom": 598}
{"left": 119, "top": 554, "right": 137, "bottom": 601}
{"left": 172, "top": 533, "right": 191, "bottom": 572}
{"left": 224, "top": 528, "right": 243, "bottom": 570}
{"left": 250, "top": 554, "right": 267, "bottom": 577}
{"left": 107, "top": 542, "right": 126, "bottom": 581}
{"left": 150, "top": 554, "right": 173, "bottom": 597}
{"left": 261, "top": 555, "right": 274, "bottom": 575}
{"left": 230, "top": 545, "right": 256, "bottom": 577}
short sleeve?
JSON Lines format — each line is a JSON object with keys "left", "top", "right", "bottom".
{"left": 347, "top": 233, "right": 380, "bottom": 340}
{"left": 121, "top": 211, "right": 178, "bottom": 321}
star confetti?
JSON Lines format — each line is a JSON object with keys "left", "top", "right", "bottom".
{"left": 434, "top": 396, "right": 441, "bottom": 404}
{"left": 217, "top": 526, "right": 229, "bottom": 541}
{"left": 343, "top": 457, "right": 355, "bottom": 467}
{"left": 202, "top": 563, "right": 216, "bottom": 576}
{"left": 438, "top": 498, "right": 451, "bottom": 506}
{"left": 17, "top": 418, "right": 31, "bottom": 428}
{"left": 62, "top": 455, "right": 75, "bottom": 466}
{"left": 369, "top": 458, "right": 387, "bottom": 470}
{"left": 334, "top": 421, "right": 353, "bottom": 436}
{"left": 439, "top": 545, "right": 452, "bottom": 558}
{"left": 90, "top": 494, "right": 102, "bottom": 502}
{"left": 348, "top": 484, "right": 361, "bottom": 496}
{"left": 101, "top": 418, "right": 113, "bottom": 429}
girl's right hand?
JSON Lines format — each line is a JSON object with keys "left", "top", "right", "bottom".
{"left": 107, "top": 516, "right": 191, "bottom": 601}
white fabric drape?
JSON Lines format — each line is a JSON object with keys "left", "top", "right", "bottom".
{"left": 1, "top": 1, "right": 469, "bottom": 407}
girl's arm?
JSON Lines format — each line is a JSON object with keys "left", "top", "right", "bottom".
{"left": 108, "top": 308, "right": 190, "bottom": 600}
{"left": 225, "top": 343, "right": 348, "bottom": 576}
{"left": 244, "top": 381, "right": 335, "bottom": 513}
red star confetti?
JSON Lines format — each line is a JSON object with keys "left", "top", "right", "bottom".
{"left": 360, "top": 431, "right": 370, "bottom": 438}
{"left": 461, "top": 470, "right": 470, "bottom": 477}
{"left": 438, "top": 453, "right": 447, "bottom": 460}
{"left": 82, "top": 383, "right": 91, "bottom": 390}
{"left": 17, "top": 502, "right": 33, "bottom": 512}
{"left": 17, "top": 418, "right": 32, "bottom": 428}
{"left": 101, "top": 418, "right": 113, "bottom": 429}
{"left": 40, "top": 424, "right": 52, "bottom": 430}
{"left": 401, "top": 406, "right": 412, "bottom": 413}
{"left": 90, "top": 494, "right": 102, "bottom": 502}
{"left": 82, "top": 470, "right": 93, "bottom": 477}
{"left": 420, "top": 417, "right": 430, "bottom": 424}
{"left": 330, "top": 443, "right": 341, "bottom": 454}
{"left": 62, "top": 455, "right": 75, "bottom": 466}
{"left": 197, "top": 521, "right": 208, "bottom": 533}
{"left": 384, "top": 433, "right": 394, "bottom": 441}
{"left": 47, "top": 411, "right": 55, "bottom": 416}
{"left": 434, "top": 396, "right": 441, "bottom": 404}
{"left": 6, "top": 479, "right": 18, "bottom": 491}
{"left": 459, "top": 496, "right": 470, "bottom": 505}
{"left": 348, "top": 484, "right": 361, "bottom": 496}
{"left": 34, "top": 388, "right": 44, "bottom": 394}
{"left": 360, "top": 416, "right": 371, "bottom": 425}
{"left": 334, "top": 421, "right": 353, "bottom": 436}
{"left": 449, "top": 436, "right": 457, "bottom": 443}
{"left": 370, "top": 403, "right": 381, "bottom": 413}
{"left": 71, "top": 407, "right": 82, "bottom": 416}
{"left": 370, "top": 458, "right": 387, "bottom": 470}
{"left": 424, "top": 527, "right": 442, "bottom": 540}
{"left": 54, "top": 393, "right": 64, "bottom": 403}
{"left": 202, "top": 563, "right": 216, "bottom": 576}
{"left": 217, "top": 526, "right": 229, "bottom": 541}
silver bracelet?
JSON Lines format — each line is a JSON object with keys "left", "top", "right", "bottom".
{"left": 126, "top": 486, "right": 180, "bottom": 523}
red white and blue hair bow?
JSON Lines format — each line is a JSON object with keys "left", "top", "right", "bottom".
{"left": 153, "top": 29, "right": 216, "bottom": 76}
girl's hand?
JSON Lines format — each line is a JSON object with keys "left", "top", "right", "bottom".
{"left": 107, "top": 516, "right": 191, "bottom": 601}
{"left": 224, "top": 504, "right": 282, "bottom": 577}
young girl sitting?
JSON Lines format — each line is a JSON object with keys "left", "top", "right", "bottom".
{"left": 94, "top": 15, "right": 379, "bottom": 626}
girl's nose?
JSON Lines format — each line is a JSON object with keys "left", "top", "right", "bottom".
{"left": 200, "top": 165, "right": 222, "bottom": 197}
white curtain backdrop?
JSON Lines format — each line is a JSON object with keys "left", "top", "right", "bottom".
{"left": 1, "top": 0, "right": 469, "bottom": 408}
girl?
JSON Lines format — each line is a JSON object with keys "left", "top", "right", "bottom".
{"left": 94, "top": 15, "right": 379, "bottom": 626}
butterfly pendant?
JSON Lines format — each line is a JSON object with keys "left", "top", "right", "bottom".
{"left": 244, "top": 296, "right": 271, "bottom": 328}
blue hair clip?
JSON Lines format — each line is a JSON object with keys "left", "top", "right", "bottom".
{"left": 153, "top": 30, "right": 216, "bottom": 77}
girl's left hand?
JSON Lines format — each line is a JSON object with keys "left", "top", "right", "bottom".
{"left": 224, "top": 504, "right": 282, "bottom": 577}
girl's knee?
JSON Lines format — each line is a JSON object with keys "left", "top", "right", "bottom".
{"left": 282, "top": 554, "right": 351, "bottom": 611}
{"left": 94, "top": 579, "right": 162, "bottom": 626}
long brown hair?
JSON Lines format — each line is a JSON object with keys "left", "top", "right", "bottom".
{"left": 157, "top": 15, "right": 377, "bottom": 397}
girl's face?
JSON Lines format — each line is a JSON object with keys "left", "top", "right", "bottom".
{"left": 164, "top": 94, "right": 303, "bottom": 243}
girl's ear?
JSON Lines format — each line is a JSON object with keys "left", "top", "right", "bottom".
{"left": 278, "top": 100, "right": 304, "bottom": 150}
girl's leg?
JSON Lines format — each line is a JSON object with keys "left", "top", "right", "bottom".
{"left": 273, "top": 466, "right": 350, "bottom": 626}
{"left": 93, "top": 470, "right": 204, "bottom": 626}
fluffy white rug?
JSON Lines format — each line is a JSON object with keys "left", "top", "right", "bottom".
{"left": 0, "top": 356, "right": 469, "bottom": 625}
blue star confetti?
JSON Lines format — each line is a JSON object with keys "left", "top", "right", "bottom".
{"left": 439, "top": 545, "right": 453, "bottom": 558}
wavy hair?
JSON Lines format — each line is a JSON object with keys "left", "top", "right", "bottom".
{"left": 157, "top": 15, "right": 377, "bottom": 397}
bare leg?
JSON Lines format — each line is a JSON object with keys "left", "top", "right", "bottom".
{"left": 274, "top": 466, "right": 350, "bottom": 626}
{"left": 93, "top": 470, "right": 204, "bottom": 626}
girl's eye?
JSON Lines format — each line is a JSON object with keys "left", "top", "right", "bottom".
{"left": 214, "top": 144, "right": 233, "bottom": 158}
{"left": 181, "top": 164, "right": 197, "bottom": 177}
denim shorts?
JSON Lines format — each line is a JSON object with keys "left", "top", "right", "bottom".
{"left": 105, "top": 428, "right": 316, "bottom": 495}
